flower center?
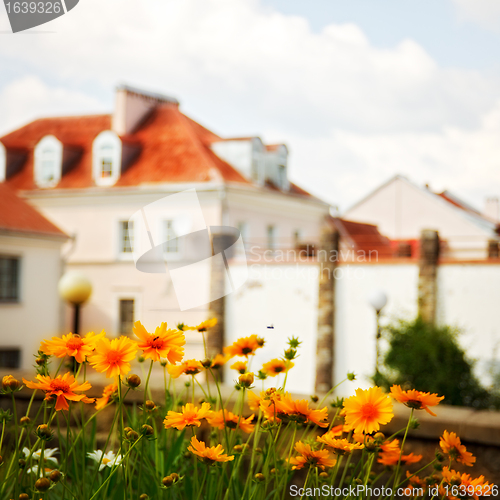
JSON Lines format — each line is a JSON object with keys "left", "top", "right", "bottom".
{"left": 50, "top": 380, "right": 70, "bottom": 393}
{"left": 102, "top": 457, "right": 111, "bottom": 464}
{"left": 273, "top": 366, "right": 284, "bottom": 373}
{"left": 405, "top": 399, "right": 423, "bottom": 410}
{"left": 361, "top": 403, "right": 378, "bottom": 419}
{"left": 241, "top": 347, "right": 253, "bottom": 355}
{"left": 149, "top": 338, "right": 164, "bottom": 349}
{"left": 106, "top": 350, "right": 121, "bottom": 364}
{"left": 67, "top": 338, "right": 84, "bottom": 350}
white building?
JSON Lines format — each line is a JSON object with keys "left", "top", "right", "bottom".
{"left": 0, "top": 184, "right": 67, "bottom": 370}
{"left": 0, "top": 85, "right": 329, "bottom": 357}
{"left": 344, "top": 175, "right": 500, "bottom": 260}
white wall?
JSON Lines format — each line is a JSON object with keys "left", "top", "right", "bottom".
{"left": 0, "top": 234, "right": 64, "bottom": 370}
{"left": 437, "top": 264, "right": 500, "bottom": 385}
{"left": 224, "top": 262, "right": 319, "bottom": 394}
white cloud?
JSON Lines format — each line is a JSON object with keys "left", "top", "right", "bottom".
{"left": 0, "top": 0, "right": 499, "bottom": 211}
{"left": 0, "top": 76, "right": 107, "bottom": 135}
{"left": 451, "top": 0, "right": 500, "bottom": 31}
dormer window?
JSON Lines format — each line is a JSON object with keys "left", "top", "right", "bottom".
{"left": 93, "top": 131, "right": 122, "bottom": 186}
{"left": 34, "top": 136, "right": 62, "bottom": 188}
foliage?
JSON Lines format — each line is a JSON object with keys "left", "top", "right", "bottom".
{"left": 375, "top": 316, "right": 500, "bottom": 409}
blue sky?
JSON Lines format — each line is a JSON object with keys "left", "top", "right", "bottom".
{"left": 0, "top": 0, "right": 500, "bottom": 211}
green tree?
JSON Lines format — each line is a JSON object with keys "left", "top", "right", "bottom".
{"left": 375, "top": 316, "right": 498, "bottom": 409}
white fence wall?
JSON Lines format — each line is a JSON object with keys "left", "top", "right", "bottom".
{"left": 224, "top": 261, "right": 500, "bottom": 396}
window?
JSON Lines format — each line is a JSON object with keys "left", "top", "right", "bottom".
{"left": 267, "top": 225, "right": 276, "bottom": 250}
{"left": 120, "top": 221, "right": 134, "bottom": 253}
{"left": 99, "top": 144, "right": 114, "bottom": 178}
{"left": 0, "top": 256, "right": 20, "bottom": 302}
{"left": 93, "top": 131, "right": 122, "bottom": 186}
{"left": 163, "top": 220, "right": 178, "bottom": 254}
{"left": 119, "top": 299, "right": 135, "bottom": 335}
{"left": 34, "top": 135, "right": 62, "bottom": 188}
{"left": 0, "top": 348, "right": 20, "bottom": 369}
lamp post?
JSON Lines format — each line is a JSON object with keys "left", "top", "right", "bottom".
{"left": 58, "top": 271, "right": 92, "bottom": 370}
{"left": 367, "top": 290, "right": 388, "bottom": 374}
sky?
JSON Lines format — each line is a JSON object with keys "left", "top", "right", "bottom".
{"left": 1, "top": 0, "right": 500, "bottom": 212}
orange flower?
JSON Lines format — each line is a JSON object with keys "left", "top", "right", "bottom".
{"left": 230, "top": 361, "right": 247, "bottom": 374}
{"left": 88, "top": 336, "right": 138, "bottom": 378}
{"left": 133, "top": 321, "right": 185, "bottom": 363}
{"left": 167, "top": 359, "right": 203, "bottom": 378}
{"left": 40, "top": 331, "right": 105, "bottom": 364}
{"left": 95, "top": 383, "right": 118, "bottom": 411}
{"left": 390, "top": 385, "right": 444, "bottom": 416}
{"left": 188, "top": 318, "right": 217, "bottom": 332}
{"left": 261, "top": 358, "right": 294, "bottom": 377}
{"left": 276, "top": 394, "right": 329, "bottom": 427}
{"left": 440, "top": 430, "right": 476, "bottom": 467}
{"left": 378, "top": 451, "right": 422, "bottom": 466}
{"left": 164, "top": 402, "right": 211, "bottom": 430}
{"left": 23, "top": 373, "right": 92, "bottom": 411}
{"left": 289, "top": 441, "right": 336, "bottom": 470}
{"left": 210, "top": 354, "right": 229, "bottom": 369}
{"left": 206, "top": 409, "right": 255, "bottom": 434}
{"left": 316, "top": 436, "right": 364, "bottom": 455}
{"left": 223, "top": 335, "right": 264, "bottom": 358}
{"left": 441, "top": 467, "right": 490, "bottom": 500}
{"left": 188, "top": 436, "right": 234, "bottom": 464}
{"left": 342, "top": 387, "right": 394, "bottom": 434}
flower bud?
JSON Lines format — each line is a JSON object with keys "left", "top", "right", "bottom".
{"left": 18, "top": 459, "right": 26, "bottom": 468}
{"left": 126, "top": 430, "right": 139, "bottom": 441}
{"left": 35, "top": 477, "right": 51, "bottom": 492}
{"left": 310, "top": 395, "right": 319, "bottom": 403}
{"left": 49, "top": 469, "right": 62, "bottom": 483}
{"left": 141, "top": 424, "right": 154, "bottom": 436}
{"left": 162, "top": 476, "right": 174, "bottom": 487}
{"left": 19, "top": 494, "right": 30, "bottom": 500}
{"left": 284, "top": 348, "right": 297, "bottom": 360}
{"left": 124, "top": 426, "right": 133, "bottom": 434}
{"left": 201, "top": 359, "right": 212, "bottom": 368}
{"left": 347, "top": 372, "right": 356, "bottom": 381}
{"left": 20, "top": 416, "right": 31, "bottom": 426}
{"left": 35, "top": 357, "right": 46, "bottom": 366}
{"left": 319, "top": 472, "right": 329, "bottom": 480}
{"left": 238, "top": 372, "right": 254, "bottom": 388}
{"left": 255, "top": 447, "right": 262, "bottom": 454}
{"left": 254, "top": 473, "right": 265, "bottom": 482}
{"left": 2, "top": 375, "right": 19, "bottom": 391}
{"left": 126, "top": 374, "right": 141, "bottom": 388}
{"left": 138, "top": 355, "right": 145, "bottom": 363}
{"left": 257, "top": 370, "right": 267, "bottom": 380}
{"left": 139, "top": 495, "right": 149, "bottom": 500}
{"left": 170, "top": 473, "right": 179, "bottom": 482}
{"left": 256, "top": 337, "right": 265, "bottom": 347}
{"left": 37, "top": 424, "right": 52, "bottom": 439}
{"left": 145, "top": 400, "right": 156, "bottom": 411}
{"left": 160, "top": 359, "right": 167, "bottom": 367}
{"left": 233, "top": 445, "right": 243, "bottom": 453}
{"left": 270, "top": 468, "right": 276, "bottom": 475}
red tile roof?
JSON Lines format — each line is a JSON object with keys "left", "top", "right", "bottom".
{"left": 330, "top": 217, "right": 393, "bottom": 257}
{"left": 0, "top": 184, "right": 67, "bottom": 238}
{"left": 0, "top": 104, "right": 313, "bottom": 198}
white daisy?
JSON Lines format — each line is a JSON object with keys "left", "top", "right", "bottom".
{"left": 26, "top": 465, "right": 53, "bottom": 476}
{"left": 87, "top": 450, "right": 123, "bottom": 471}
{"left": 23, "top": 447, "right": 59, "bottom": 465}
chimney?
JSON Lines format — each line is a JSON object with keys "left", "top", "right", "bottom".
{"left": 484, "top": 197, "right": 500, "bottom": 222}
{"left": 112, "top": 85, "right": 179, "bottom": 136}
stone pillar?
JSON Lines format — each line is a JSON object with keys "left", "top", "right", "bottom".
{"left": 207, "top": 232, "right": 233, "bottom": 381}
{"left": 418, "top": 230, "right": 440, "bottom": 324}
{"left": 487, "top": 239, "right": 499, "bottom": 259}
{"left": 315, "top": 226, "right": 339, "bottom": 394}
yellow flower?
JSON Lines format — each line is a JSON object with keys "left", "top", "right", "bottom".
{"left": 40, "top": 331, "right": 105, "bottom": 364}
{"left": 289, "top": 441, "right": 336, "bottom": 470}
{"left": 88, "top": 336, "right": 138, "bottom": 378}
{"left": 342, "top": 387, "right": 394, "bottom": 434}
{"left": 224, "top": 335, "right": 264, "bottom": 358}
{"left": 440, "top": 430, "right": 476, "bottom": 467}
{"left": 211, "top": 354, "right": 230, "bottom": 369}
{"left": 95, "top": 383, "right": 118, "bottom": 411}
{"left": 23, "top": 373, "right": 92, "bottom": 411}
{"left": 261, "top": 358, "right": 294, "bottom": 377}
{"left": 390, "top": 385, "right": 444, "bottom": 416}
{"left": 188, "top": 436, "right": 234, "bottom": 464}
{"left": 206, "top": 409, "right": 255, "bottom": 434}
{"left": 316, "top": 436, "right": 364, "bottom": 455}
{"left": 230, "top": 361, "right": 247, "bottom": 374}
{"left": 276, "top": 394, "right": 329, "bottom": 427}
{"left": 164, "top": 402, "right": 211, "bottom": 430}
{"left": 188, "top": 318, "right": 217, "bottom": 332}
{"left": 167, "top": 359, "right": 203, "bottom": 378}
{"left": 133, "top": 321, "right": 185, "bottom": 363}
